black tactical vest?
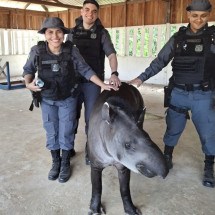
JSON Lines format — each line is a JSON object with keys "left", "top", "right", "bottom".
{"left": 72, "top": 25, "right": 105, "bottom": 81}
{"left": 37, "top": 41, "right": 77, "bottom": 100}
{"left": 171, "top": 26, "right": 215, "bottom": 84}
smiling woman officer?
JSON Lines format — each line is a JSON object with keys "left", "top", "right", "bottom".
{"left": 23, "top": 17, "right": 117, "bottom": 183}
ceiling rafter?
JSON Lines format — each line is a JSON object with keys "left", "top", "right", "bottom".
{"left": 24, "top": 2, "right": 31, "bottom": 9}
{"left": 52, "top": 0, "right": 62, "bottom": 3}
{"left": 10, "top": 0, "right": 81, "bottom": 9}
{"left": 41, "top": 5, "right": 49, "bottom": 12}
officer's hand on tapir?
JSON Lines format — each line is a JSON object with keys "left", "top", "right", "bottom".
{"left": 128, "top": 78, "right": 143, "bottom": 87}
{"left": 90, "top": 75, "right": 119, "bottom": 91}
{"left": 102, "top": 83, "right": 119, "bottom": 91}
{"left": 109, "top": 74, "right": 121, "bottom": 87}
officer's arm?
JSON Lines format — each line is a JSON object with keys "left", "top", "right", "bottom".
{"left": 102, "top": 30, "right": 121, "bottom": 86}
{"left": 24, "top": 74, "right": 34, "bottom": 86}
{"left": 24, "top": 74, "right": 41, "bottom": 92}
{"left": 138, "top": 36, "right": 175, "bottom": 82}
{"left": 107, "top": 53, "right": 121, "bottom": 87}
{"left": 23, "top": 46, "right": 38, "bottom": 77}
{"left": 72, "top": 46, "right": 118, "bottom": 91}
{"left": 107, "top": 53, "right": 118, "bottom": 73}
{"left": 23, "top": 46, "right": 41, "bottom": 92}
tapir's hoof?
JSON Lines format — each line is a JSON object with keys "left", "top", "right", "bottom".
{"left": 88, "top": 206, "right": 106, "bottom": 215}
{"left": 125, "top": 208, "right": 142, "bottom": 215}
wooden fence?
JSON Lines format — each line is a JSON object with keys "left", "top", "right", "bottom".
{"left": 1, "top": 0, "right": 215, "bottom": 30}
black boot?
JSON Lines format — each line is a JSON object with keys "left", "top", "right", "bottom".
{"left": 85, "top": 142, "right": 90, "bottom": 165}
{"left": 69, "top": 148, "right": 76, "bottom": 158}
{"left": 202, "top": 155, "right": 214, "bottom": 188}
{"left": 164, "top": 145, "right": 174, "bottom": 170}
{"left": 59, "top": 150, "right": 71, "bottom": 183}
{"left": 48, "top": 149, "right": 61, "bottom": 180}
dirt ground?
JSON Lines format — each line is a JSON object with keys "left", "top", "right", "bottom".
{"left": 0, "top": 84, "right": 214, "bottom": 215}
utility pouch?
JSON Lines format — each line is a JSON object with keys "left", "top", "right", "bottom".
{"left": 164, "top": 86, "right": 172, "bottom": 108}
{"left": 70, "top": 84, "right": 79, "bottom": 97}
{"left": 29, "top": 91, "right": 42, "bottom": 111}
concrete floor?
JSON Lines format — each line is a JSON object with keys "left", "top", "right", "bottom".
{"left": 0, "top": 84, "right": 214, "bottom": 215}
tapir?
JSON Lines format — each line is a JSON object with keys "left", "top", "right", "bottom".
{"left": 87, "top": 82, "right": 168, "bottom": 215}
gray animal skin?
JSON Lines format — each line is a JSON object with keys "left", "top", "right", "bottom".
{"left": 88, "top": 82, "right": 168, "bottom": 215}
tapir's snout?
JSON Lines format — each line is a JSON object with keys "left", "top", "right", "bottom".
{"left": 136, "top": 160, "right": 169, "bottom": 179}
{"left": 160, "top": 166, "right": 169, "bottom": 179}
{"left": 136, "top": 163, "right": 156, "bottom": 178}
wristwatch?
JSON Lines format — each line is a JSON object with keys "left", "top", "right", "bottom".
{"left": 111, "top": 71, "right": 119, "bottom": 76}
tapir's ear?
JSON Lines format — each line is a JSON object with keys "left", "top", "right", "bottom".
{"left": 102, "top": 102, "right": 115, "bottom": 124}
{"left": 137, "top": 107, "right": 146, "bottom": 129}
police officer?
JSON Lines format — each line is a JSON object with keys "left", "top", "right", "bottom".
{"left": 23, "top": 17, "right": 117, "bottom": 183}
{"left": 129, "top": 0, "right": 215, "bottom": 188}
{"left": 66, "top": 0, "right": 121, "bottom": 165}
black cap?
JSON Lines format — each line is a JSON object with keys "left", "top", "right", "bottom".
{"left": 38, "top": 17, "right": 70, "bottom": 34}
{"left": 186, "top": 0, "right": 212, "bottom": 12}
{"left": 83, "top": 0, "right": 99, "bottom": 9}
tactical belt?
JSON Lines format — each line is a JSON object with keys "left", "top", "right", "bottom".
{"left": 173, "top": 82, "right": 213, "bottom": 91}
{"left": 174, "top": 84, "right": 202, "bottom": 91}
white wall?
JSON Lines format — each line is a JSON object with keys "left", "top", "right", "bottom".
{"left": 0, "top": 55, "right": 27, "bottom": 77}
{"left": 105, "top": 56, "right": 172, "bottom": 85}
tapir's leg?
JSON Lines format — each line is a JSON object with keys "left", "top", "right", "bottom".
{"left": 118, "top": 167, "right": 142, "bottom": 215}
{"left": 89, "top": 166, "right": 105, "bottom": 214}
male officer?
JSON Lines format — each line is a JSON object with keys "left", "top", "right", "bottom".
{"left": 67, "top": 0, "right": 121, "bottom": 164}
{"left": 129, "top": 0, "right": 215, "bottom": 188}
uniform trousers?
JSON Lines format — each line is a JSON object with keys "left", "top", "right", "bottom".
{"left": 76, "top": 82, "right": 101, "bottom": 135}
{"left": 41, "top": 96, "right": 77, "bottom": 151}
{"left": 164, "top": 87, "right": 215, "bottom": 155}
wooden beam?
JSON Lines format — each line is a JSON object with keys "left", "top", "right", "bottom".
{"left": 52, "top": 0, "right": 62, "bottom": 3}
{"left": 24, "top": 3, "right": 31, "bottom": 9}
{"left": 10, "top": 0, "right": 81, "bottom": 9}
{"left": 41, "top": 5, "right": 49, "bottom": 12}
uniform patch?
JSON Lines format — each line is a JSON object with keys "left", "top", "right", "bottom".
{"left": 90, "top": 33, "right": 97, "bottom": 39}
{"left": 52, "top": 63, "right": 60, "bottom": 72}
{"left": 195, "top": 44, "right": 203, "bottom": 52}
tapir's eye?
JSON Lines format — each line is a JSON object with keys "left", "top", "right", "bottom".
{"left": 125, "top": 142, "right": 131, "bottom": 149}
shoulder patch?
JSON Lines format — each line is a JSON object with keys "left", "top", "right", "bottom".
{"left": 37, "top": 41, "right": 45, "bottom": 47}
{"left": 178, "top": 26, "right": 187, "bottom": 32}
{"left": 174, "top": 26, "right": 187, "bottom": 38}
